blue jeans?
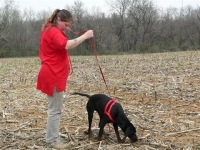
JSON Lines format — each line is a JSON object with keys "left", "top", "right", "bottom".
{"left": 46, "top": 87, "right": 64, "bottom": 143}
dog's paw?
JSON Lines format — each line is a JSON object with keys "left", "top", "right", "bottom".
{"left": 84, "top": 130, "right": 89, "bottom": 134}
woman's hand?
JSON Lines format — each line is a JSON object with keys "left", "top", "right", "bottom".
{"left": 66, "top": 30, "right": 94, "bottom": 50}
{"left": 83, "top": 30, "right": 94, "bottom": 39}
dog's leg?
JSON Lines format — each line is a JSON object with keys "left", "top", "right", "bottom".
{"left": 99, "top": 117, "right": 109, "bottom": 136}
{"left": 84, "top": 105, "right": 94, "bottom": 138}
{"left": 85, "top": 100, "right": 95, "bottom": 139}
{"left": 86, "top": 111, "right": 93, "bottom": 139}
{"left": 113, "top": 123, "right": 123, "bottom": 143}
{"left": 98, "top": 118, "right": 107, "bottom": 141}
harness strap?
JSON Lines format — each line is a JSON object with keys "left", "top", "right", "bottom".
{"left": 104, "top": 99, "right": 116, "bottom": 123}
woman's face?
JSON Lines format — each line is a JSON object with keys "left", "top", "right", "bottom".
{"left": 57, "top": 17, "right": 72, "bottom": 31}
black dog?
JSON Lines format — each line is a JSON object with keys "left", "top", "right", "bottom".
{"left": 72, "top": 92, "right": 138, "bottom": 143}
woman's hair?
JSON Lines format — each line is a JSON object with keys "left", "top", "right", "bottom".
{"left": 42, "top": 9, "right": 73, "bottom": 30}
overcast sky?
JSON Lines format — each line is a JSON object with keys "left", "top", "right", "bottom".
{"left": 4, "top": 0, "right": 200, "bottom": 14}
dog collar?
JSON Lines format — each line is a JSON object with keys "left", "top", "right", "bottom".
{"left": 104, "top": 99, "right": 116, "bottom": 123}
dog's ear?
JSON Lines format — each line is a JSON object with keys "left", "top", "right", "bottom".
{"left": 131, "top": 123, "right": 136, "bottom": 133}
{"left": 124, "top": 123, "right": 136, "bottom": 136}
{"left": 125, "top": 124, "right": 138, "bottom": 142}
{"left": 124, "top": 126, "right": 133, "bottom": 137}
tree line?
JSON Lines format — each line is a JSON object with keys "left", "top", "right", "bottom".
{"left": 0, "top": 0, "right": 200, "bottom": 57}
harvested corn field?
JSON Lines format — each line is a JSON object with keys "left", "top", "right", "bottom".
{"left": 0, "top": 51, "right": 200, "bottom": 149}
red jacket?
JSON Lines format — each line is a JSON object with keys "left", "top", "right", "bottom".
{"left": 37, "top": 23, "right": 70, "bottom": 96}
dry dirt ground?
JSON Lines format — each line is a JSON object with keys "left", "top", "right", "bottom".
{"left": 0, "top": 51, "right": 200, "bottom": 149}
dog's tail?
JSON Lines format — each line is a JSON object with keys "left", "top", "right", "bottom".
{"left": 72, "top": 92, "right": 91, "bottom": 98}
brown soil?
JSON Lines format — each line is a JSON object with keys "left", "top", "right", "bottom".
{"left": 0, "top": 51, "right": 200, "bottom": 149}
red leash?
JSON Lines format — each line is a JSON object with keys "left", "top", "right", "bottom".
{"left": 67, "top": 28, "right": 111, "bottom": 96}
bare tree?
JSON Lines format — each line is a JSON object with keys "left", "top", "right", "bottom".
{"left": 1, "top": 0, "right": 200, "bottom": 57}
{"left": 181, "top": 6, "right": 200, "bottom": 49}
{"left": 0, "top": 0, "right": 18, "bottom": 56}
{"left": 67, "top": 1, "right": 88, "bottom": 54}
{"left": 108, "top": 0, "right": 131, "bottom": 52}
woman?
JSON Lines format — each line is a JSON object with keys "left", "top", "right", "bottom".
{"left": 36, "top": 9, "right": 93, "bottom": 149}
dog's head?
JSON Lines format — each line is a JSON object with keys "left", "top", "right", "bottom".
{"left": 123, "top": 123, "right": 138, "bottom": 143}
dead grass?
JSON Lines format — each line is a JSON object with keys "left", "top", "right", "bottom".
{"left": 0, "top": 51, "right": 200, "bottom": 149}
